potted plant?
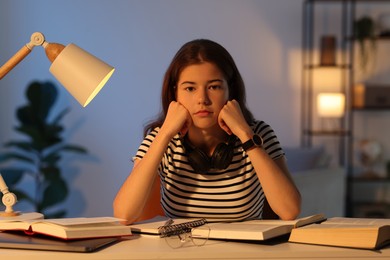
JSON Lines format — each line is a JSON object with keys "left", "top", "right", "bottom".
{"left": 353, "top": 16, "right": 377, "bottom": 71}
{"left": 0, "top": 81, "right": 88, "bottom": 218}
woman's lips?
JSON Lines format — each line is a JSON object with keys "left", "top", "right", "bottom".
{"left": 195, "top": 110, "right": 212, "bottom": 117}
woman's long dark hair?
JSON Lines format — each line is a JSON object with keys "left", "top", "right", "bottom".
{"left": 144, "top": 39, "right": 254, "bottom": 136}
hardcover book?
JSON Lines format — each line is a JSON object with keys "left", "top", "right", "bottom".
{"left": 289, "top": 217, "right": 390, "bottom": 249}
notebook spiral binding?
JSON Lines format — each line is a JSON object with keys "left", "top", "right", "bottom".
{"left": 158, "top": 218, "right": 207, "bottom": 237}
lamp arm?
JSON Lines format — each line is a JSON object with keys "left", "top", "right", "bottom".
{"left": 0, "top": 173, "right": 18, "bottom": 213}
{"left": 0, "top": 32, "right": 46, "bottom": 80}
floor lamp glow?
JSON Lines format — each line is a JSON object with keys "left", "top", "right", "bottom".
{"left": 0, "top": 32, "right": 115, "bottom": 217}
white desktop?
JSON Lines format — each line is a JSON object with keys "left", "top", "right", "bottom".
{"left": 0, "top": 234, "right": 389, "bottom": 260}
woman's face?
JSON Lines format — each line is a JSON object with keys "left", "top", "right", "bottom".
{"left": 176, "top": 62, "right": 229, "bottom": 130}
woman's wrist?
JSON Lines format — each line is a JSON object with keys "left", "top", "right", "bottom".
{"left": 235, "top": 127, "right": 254, "bottom": 143}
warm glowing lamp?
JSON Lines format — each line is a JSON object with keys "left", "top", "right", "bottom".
{"left": 317, "top": 93, "right": 345, "bottom": 117}
{"left": 0, "top": 32, "right": 115, "bottom": 107}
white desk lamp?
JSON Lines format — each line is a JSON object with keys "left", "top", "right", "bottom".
{"left": 0, "top": 32, "right": 115, "bottom": 217}
{"left": 0, "top": 32, "right": 115, "bottom": 107}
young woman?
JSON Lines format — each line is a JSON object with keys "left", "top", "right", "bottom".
{"left": 113, "top": 39, "right": 301, "bottom": 224}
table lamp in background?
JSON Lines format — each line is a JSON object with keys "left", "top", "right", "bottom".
{"left": 317, "top": 92, "right": 345, "bottom": 131}
{"left": 317, "top": 92, "right": 345, "bottom": 118}
{"left": 0, "top": 32, "right": 115, "bottom": 217}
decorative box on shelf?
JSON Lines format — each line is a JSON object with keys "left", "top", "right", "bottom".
{"left": 354, "top": 84, "right": 390, "bottom": 109}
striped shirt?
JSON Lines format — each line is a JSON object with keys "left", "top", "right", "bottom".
{"left": 134, "top": 120, "right": 284, "bottom": 221}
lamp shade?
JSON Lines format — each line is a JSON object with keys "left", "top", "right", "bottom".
{"left": 317, "top": 93, "right": 345, "bottom": 117}
{"left": 49, "top": 43, "right": 115, "bottom": 107}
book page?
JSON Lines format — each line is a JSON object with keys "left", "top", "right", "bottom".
{"left": 325, "top": 217, "right": 390, "bottom": 226}
{"left": 38, "top": 217, "right": 122, "bottom": 226}
{"left": 242, "top": 214, "right": 325, "bottom": 227}
{"left": 207, "top": 222, "right": 291, "bottom": 232}
{"left": 299, "top": 223, "right": 379, "bottom": 230}
{"left": 192, "top": 222, "right": 294, "bottom": 241}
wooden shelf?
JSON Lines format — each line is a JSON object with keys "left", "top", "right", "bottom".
{"left": 304, "top": 64, "right": 351, "bottom": 69}
{"left": 353, "top": 107, "right": 390, "bottom": 111}
{"left": 303, "top": 0, "right": 390, "bottom": 217}
{"left": 304, "top": 129, "right": 351, "bottom": 136}
{"left": 351, "top": 177, "right": 390, "bottom": 182}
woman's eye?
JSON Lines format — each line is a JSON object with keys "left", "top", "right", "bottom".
{"left": 185, "top": 86, "right": 195, "bottom": 92}
{"left": 209, "top": 85, "right": 222, "bottom": 90}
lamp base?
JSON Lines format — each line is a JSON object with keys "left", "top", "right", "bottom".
{"left": 0, "top": 212, "right": 43, "bottom": 221}
{"left": 0, "top": 211, "right": 21, "bottom": 217}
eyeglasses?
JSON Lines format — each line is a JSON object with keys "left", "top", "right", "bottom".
{"left": 158, "top": 218, "right": 211, "bottom": 249}
{"left": 164, "top": 224, "right": 211, "bottom": 249}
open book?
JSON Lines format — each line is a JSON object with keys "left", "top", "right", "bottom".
{"left": 131, "top": 214, "right": 325, "bottom": 241}
{"left": 191, "top": 214, "right": 325, "bottom": 241}
{"left": 0, "top": 216, "right": 132, "bottom": 240}
{"left": 289, "top": 217, "right": 390, "bottom": 250}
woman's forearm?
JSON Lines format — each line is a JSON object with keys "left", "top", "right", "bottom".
{"left": 113, "top": 130, "right": 172, "bottom": 224}
{"left": 247, "top": 148, "right": 301, "bottom": 220}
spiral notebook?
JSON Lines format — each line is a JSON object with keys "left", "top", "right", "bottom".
{"left": 130, "top": 216, "right": 207, "bottom": 237}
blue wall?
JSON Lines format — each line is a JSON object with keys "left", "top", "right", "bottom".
{"left": 0, "top": 0, "right": 303, "bottom": 217}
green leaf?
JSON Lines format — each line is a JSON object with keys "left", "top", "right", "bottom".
{"left": 0, "top": 152, "right": 35, "bottom": 164}
{"left": 44, "top": 145, "right": 87, "bottom": 160}
{"left": 15, "top": 125, "right": 43, "bottom": 143}
{"left": 42, "top": 153, "right": 61, "bottom": 165}
{"left": 1, "top": 81, "right": 87, "bottom": 216}
{"left": 41, "top": 178, "right": 68, "bottom": 208}
{"left": 12, "top": 189, "right": 34, "bottom": 204}
{"left": 16, "top": 106, "right": 40, "bottom": 126}
{"left": 61, "top": 144, "right": 88, "bottom": 154}
{"left": 26, "top": 81, "right": 58, "bottom": 122}
{"left": 0, "top": 168, "right": 27, "bottom": 185}
{"left": 41, "top": 166, "right": 61, "bottom": 180}
{"left": 3, "top": 141, "right": 34, "bottom": 152}
{"left": 52, "top": 108, "right": 70, "bottom": 125}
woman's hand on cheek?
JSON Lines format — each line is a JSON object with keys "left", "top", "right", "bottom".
{"left": 218, "top": 100, "right": 250, "bottom": 137}
{"left": 162, "top": 101, "right": 192, "bottom": 137}
{"left": 218, "top": 116, "right": 233, "bottom": 135}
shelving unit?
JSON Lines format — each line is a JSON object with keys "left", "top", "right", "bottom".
{"left": 302, "top": 0, "right": 390, "bottom": 217}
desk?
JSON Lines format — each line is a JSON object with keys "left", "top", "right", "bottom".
{"left": 0, "top": 234, "right": 389, "bottom": 260}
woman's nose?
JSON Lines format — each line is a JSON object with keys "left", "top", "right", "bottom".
{"left": 198, "top": 88, "right": 211, "bottom": 105}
